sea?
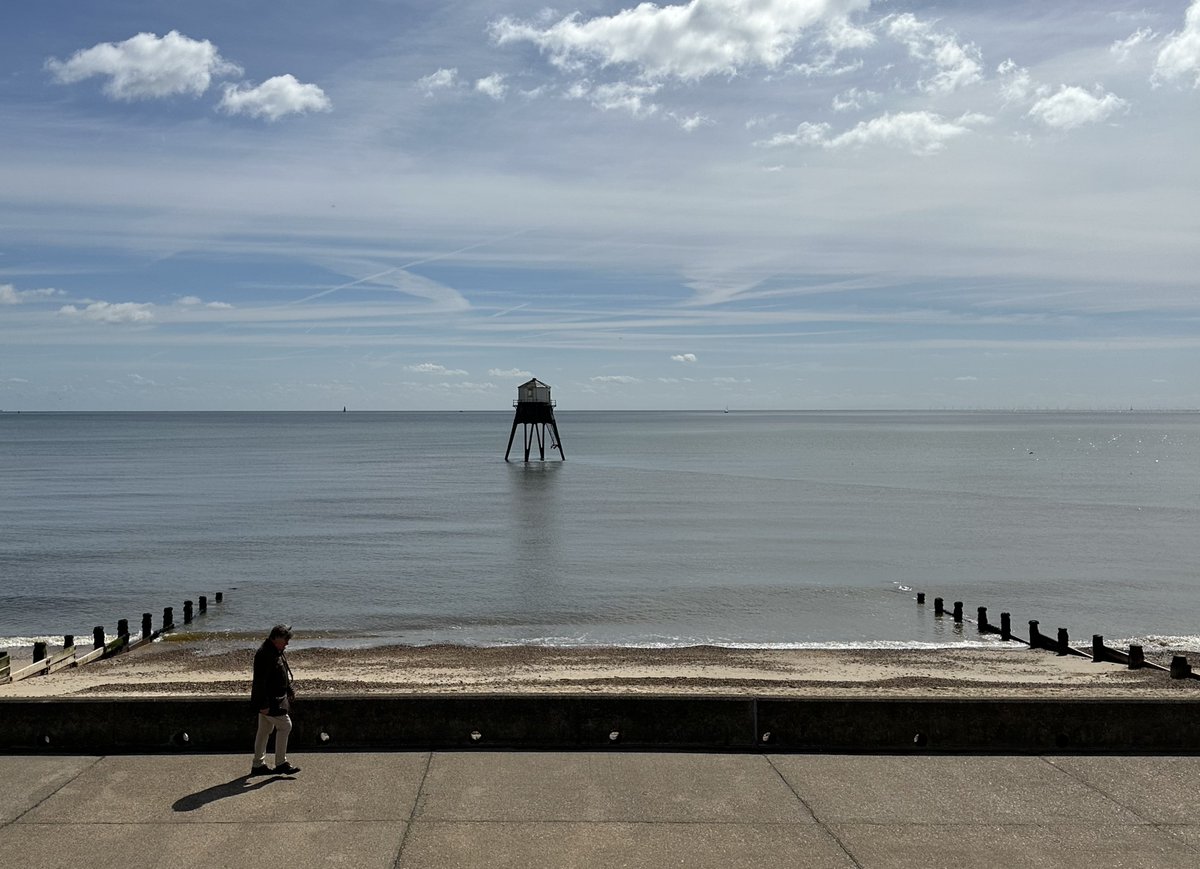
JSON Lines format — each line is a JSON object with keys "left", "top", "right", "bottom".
{"left": 1, "top": 410, "right": 1197, "bottom": 653}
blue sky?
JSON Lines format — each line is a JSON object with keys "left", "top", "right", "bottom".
{"left": 2, "top": 0, "right": 1198, "bottom": 410}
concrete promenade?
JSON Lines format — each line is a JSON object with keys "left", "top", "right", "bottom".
{"left": 2, "top": 751, "right": 1198, "bottom": 868}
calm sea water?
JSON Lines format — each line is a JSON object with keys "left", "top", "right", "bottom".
{"left": 2, "top": 410, "right": 1197, "bottom": 651}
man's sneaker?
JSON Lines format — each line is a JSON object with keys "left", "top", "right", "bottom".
{"left": 249, "top": 764, "right": 272, "bottom": 776}
{"left": 274, "top": 762, "right": 301, "bottom": 775}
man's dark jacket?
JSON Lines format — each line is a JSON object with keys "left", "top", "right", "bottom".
{"left": 251, "top": 640, "right": 293, "bottom": 714}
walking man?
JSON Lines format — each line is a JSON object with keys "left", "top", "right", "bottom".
{"left": 250, "top": 624, "right": 300, "bottom": 775}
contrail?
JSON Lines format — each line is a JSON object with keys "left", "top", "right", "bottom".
{"left": 289, "top": 227, "right": 536, "bottom": 306}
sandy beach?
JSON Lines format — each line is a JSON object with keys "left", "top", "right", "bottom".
{"left": 3, "top": 635, "right": 1196, "bottom": 700}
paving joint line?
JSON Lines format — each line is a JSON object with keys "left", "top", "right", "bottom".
{"left": 391, "top": 750, "right": 433, "bottom": 869}
{"left": 1038, "top": 756, "right": 1160, "bottom": 826}
{"left": 3, "top": 754, "right": 103, "bottom": 828}
{"left": 765, "top": 755, "right": 864, "bottom": 869}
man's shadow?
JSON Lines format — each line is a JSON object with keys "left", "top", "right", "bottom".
{"left": 172, "top": 773, "right": 289, "bottom": 812}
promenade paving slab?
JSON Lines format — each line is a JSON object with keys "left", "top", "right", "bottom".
{"left": 1, "top": 821, "right": 404, "bottom": 869}
{"left": 417, "top": 751, "right": 813, "bottom": 823}
{"left": 2, "top": 752, "right": 1199, "bottom": 869}
{"left": 830, "top": 823, "right": 1199, "bottom": 869}
{"left": 0, "top": 755, "right": 97, "bottom": 824}
{"left": 769, "top": 755, "right": 1143, "bottom": 825}
{"left": 1046, "top": 756, "right": 1200, "bottom": 824}
{"left": 398, "top": 821, "right": 854, "bottom": 869}
{"left": 17, "top": 752, "right": 426, "bottom": 823}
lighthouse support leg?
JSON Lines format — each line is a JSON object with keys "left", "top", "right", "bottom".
{"left": 550, "top": 420, "right": 565, "bottom": 460}
{"left": 504, "top": 417, "right": 521, "bottom": 462}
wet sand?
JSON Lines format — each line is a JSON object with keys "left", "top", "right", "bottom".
{"left": 2, "top": 637, "right": 1195, "bottom": 699}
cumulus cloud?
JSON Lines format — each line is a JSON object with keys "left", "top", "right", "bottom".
{"left": 885, "top": 13, "right": 983, "bottom": 94}
{"left": 831, "top": 86, "right": 879, "bottom": 112}
{"left": 475, "top": 73, "right": 508, "bottom": 99}
{"left": 567, "top": 80, "right": 662, "bottom": 116}
{"left": 671, "top": 353, "right": 698, "bottom": 363}
{"left": 1154, "top": 0, "right": 1200, "bottom": 87}
{"left": 46, "top": 30, "right": 240, "bottom": 100}
{"left": 759, "top": 111, "right": 980, "bottom": 155}
{"left": 489, "top": 368, "right": 533, "bottom": 378}
{"left": 417, "top": 67, "right": 459, "bottom": 93}
{"left": 671, "top": 112, "right": 712, "bottom": 131}
{"left": 178, "top": 295, "right": 233, "bottom": 309}
{"left": 58, "top": 301, "right": 155, "bottom": 324}
{"left": 405, "top": 362, "right": 468, "bottom": 376}
{"left": 219, "top": 74, "right": 331, "bottom": 120}
{"left": 590, "top": 375, "right": 640, "bottom": 384}
{"left": 997, "top": 59, "right": 1035, "bottom": 104}
{"left": 0, "top": 284, "right": 63, "bottom": 304}
{"left": 1028, "top": 86, "right": 1128, "bottom": 129}
{"left": 491, "top": 0, "right": 872, "bottom": 81}
{"left": 1111, "top": 28, "right": 1156, "bottom": 63}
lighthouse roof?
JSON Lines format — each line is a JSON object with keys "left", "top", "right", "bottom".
{"left": 518, "top": 378, "right": 551, "bottom": 389}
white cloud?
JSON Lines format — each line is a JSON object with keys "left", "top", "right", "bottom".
{"left": 831, "top": 86, "right": 879, "bottom": 112}
{"left": 757, "top": 121, "right": 832, "bottom": 147}
{"left": 475, "top": 73, "right": 508, "bottom": 100}
{"left": 1111, "top": 28, "right": 1156, "bottom": 63}
{"left": 489, "top": 368, "right": 533, "bottom": 378}
{"left": 491, "top": 0, "right": 872, "bottom": 81}
{"left": 405, "top": 362, "right": 468, "bottom": 376}
{"left": 219, "top": 74, "right": 332, "bottom": 121}
{"left": 671, "top": 112, "right": 713, "bottom": 131}
{"left": 590, "top": 375, "right": 640, "bottom": 384}
{"left": 1154, "top": 0, "right": 1200, "bottom": 87}
{"left": 997, "top": 59, "right": 1035, "bottom": 104}
{"left": 568, "top": 80, "right": 661, "bottom": 117}
{"left": 58, "top": 301, "right": 155, "bottom": 324}
{"left": 1028, "top": 86, "right": 1128, "bottom": 130}
{"left": 179, "top": 296, "right": 234, "bottom": 309}
{"left": 954, "top": 375, "right": 978, "bottom": 382}
{"left": 760, "top": 111, "right": 977, "bottom": 155}
{"left": 46, "top": 31, "right": 240, "bottom": 100}
{"left": 671, "top": 353, "right": 698, "bottom": 363}
{"left": 0, "top": 284, "right": 63, "bottom": 304}
{"left": 885, "top": 13, "right": 983, "bottom": 94}
{"left": 417, "top": 67, "right": 459, "bottom": 93}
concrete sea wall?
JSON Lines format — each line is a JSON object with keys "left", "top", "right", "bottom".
{"left": 2, "top": 696, "right": 1198, "bottom": 753}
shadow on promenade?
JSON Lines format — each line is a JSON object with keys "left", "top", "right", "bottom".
{"left": 172, "top": 774, "right": 289, "bottom": 812}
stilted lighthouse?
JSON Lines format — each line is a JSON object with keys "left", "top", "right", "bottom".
{"left": 505, "top": 378, "right": 565, "bottom": 462}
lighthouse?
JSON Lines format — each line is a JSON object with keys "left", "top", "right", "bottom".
{"left": 505, "top": 378, "right": 565, "bottom": 462}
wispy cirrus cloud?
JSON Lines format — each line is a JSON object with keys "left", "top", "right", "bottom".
{"left": 58, "top": 301, "right": 155, "bottom": 324}
{"left": 405, "top": 362, "right": 469, "bottom": 376}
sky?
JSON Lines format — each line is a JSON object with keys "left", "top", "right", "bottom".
{"left": 1, "top": 0, "right": 1198, "bottom": 411}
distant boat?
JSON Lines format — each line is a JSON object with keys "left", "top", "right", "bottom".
{"left": 723, "top": 406, "right": 729, "bottom": 414}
